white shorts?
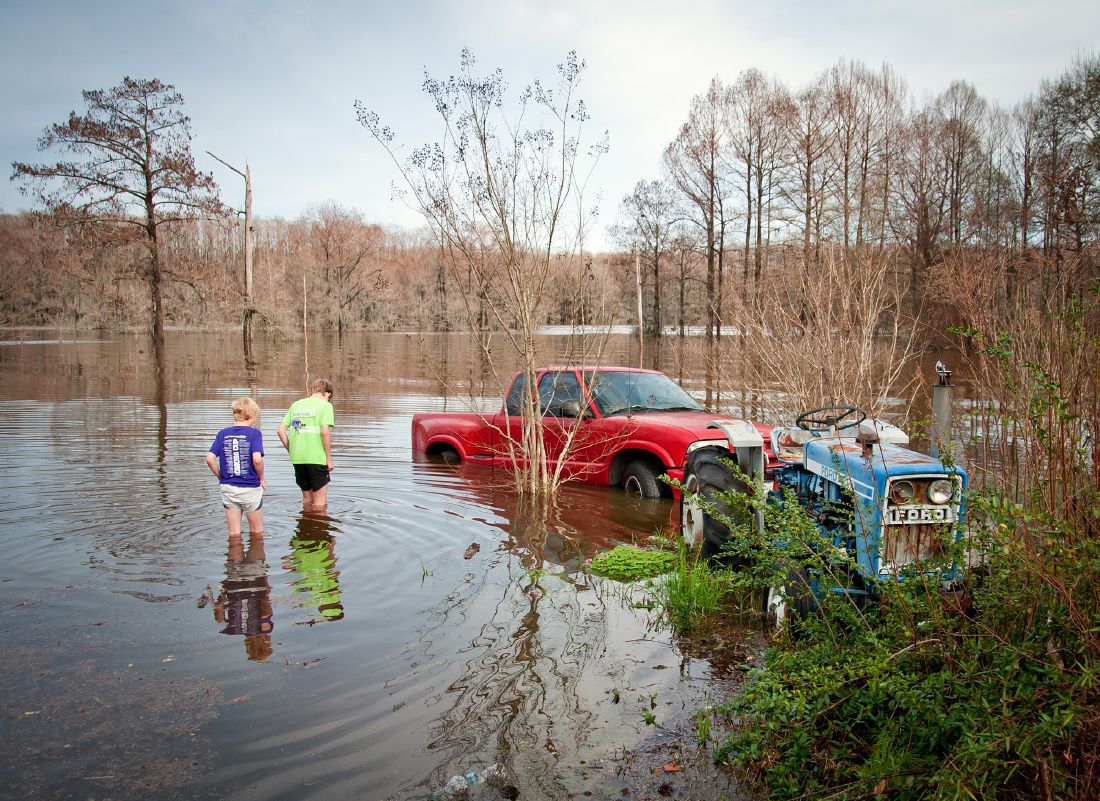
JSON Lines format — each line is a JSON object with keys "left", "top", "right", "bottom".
{"left": 220, "top": 485, "right": 264, "bottom": 514}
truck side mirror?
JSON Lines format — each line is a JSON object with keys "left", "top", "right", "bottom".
{"left": 558, "top": 400, "right": 582, "bottom": 418}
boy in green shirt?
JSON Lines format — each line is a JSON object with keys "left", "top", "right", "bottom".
{"left": 278, "top": 379, "right": 336, "bottom": 510}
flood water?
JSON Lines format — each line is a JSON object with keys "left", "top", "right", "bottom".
{"left": 0, "top": 331, "right": 772, "bottom": 801}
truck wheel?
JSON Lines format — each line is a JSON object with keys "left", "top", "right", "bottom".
{"left": 623, "top": 461, "right": 661, "bottom": 499}
{"left": 439, "top": 445, "right": 461, "bottom": 465}
{"left": 681, "top": 448, "right": 750, "bottom": 563}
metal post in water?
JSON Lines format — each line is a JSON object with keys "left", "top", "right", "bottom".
{"left": 634, "top": 246, "right": 644, "bottom": 368}
{"left": 931, "top": 361, "right": 953, "bottom": 461}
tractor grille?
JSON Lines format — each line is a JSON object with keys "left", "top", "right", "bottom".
{"left": 881, "top": 522, "right": 950, "bottom": 568}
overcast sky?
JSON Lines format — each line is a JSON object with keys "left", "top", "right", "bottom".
{"left": 1, "top": 0, "right": 1096, "bottom": 249}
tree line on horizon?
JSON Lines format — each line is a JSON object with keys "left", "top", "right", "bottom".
{"left": 2, "top": 55, "right": 1096, "bottom": 345}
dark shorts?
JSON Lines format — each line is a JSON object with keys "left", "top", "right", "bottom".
{"left": 293, "top": 464, "right": 331, "bottom": 492}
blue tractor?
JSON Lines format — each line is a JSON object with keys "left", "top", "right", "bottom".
{"left": 679, "top": 407, "right": 967, "bottom": 623}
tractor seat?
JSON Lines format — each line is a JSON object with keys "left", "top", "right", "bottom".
{"left": 771, "top": 426, "right": 814, "bottom": 464}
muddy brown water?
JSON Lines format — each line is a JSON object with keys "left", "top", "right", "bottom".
{"left": 0, "top": 331, "right": 777, "bottom": 801}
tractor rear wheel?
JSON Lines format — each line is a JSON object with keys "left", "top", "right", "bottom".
{"left": 680, "top": 447, "right": 751, "bottom": 563}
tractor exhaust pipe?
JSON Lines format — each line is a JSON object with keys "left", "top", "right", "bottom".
{"left": 931, "top": 361, "right": 953, "bottom": 461}
{"left": 856, "top": 430, "right": 879, "bottom": 459}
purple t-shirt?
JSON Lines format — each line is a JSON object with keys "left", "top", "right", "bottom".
{"left": 209, "top": 426, "right": 265, "bottom": 488}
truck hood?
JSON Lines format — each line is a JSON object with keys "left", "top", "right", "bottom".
{"left": 615, "top": 410, "right": 773, "bottom": 443}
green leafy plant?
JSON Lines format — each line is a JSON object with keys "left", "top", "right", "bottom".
{"left": 589, "top": 545, "right": 675, "bottom": 581}
{"left": 675, "top": 429, "right": 1099, "bottom": 799}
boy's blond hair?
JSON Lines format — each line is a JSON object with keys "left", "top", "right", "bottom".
{"left": 310, "top": 378, "right": 334, "bottom": 397}
{"left": 232, "top": 397, "right": 260, "bottom": 423}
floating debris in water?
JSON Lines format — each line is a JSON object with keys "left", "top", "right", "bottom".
{"left": 483, "top": 762, "right": 507, "bottom": 786}
{"left": 463, "top": 543, "right": 480, "bottom": 560}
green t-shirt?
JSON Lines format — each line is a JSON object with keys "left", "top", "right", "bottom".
{"left": 281, "top": 396, "right": 335, "bottom": 465}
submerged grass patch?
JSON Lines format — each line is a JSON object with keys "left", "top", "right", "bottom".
{"left": 589, "top": 545, "right": 676, "bottom": 581}
{"left": 589, "top": 541, "right": 740, "bottom": 635}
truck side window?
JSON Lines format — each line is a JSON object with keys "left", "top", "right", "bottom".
{"left": 537, "top": 371, "right": 582, "bottom": 417}
{"left": 505, "top": 373, "right": 531, "bottom": 416}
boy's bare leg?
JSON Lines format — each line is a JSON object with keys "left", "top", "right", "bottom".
{"left": 245, "top": 508, "right": 264, "bottom": 537}
{"left": 224, "top": 507, "right": 243, "bottom": 538}
{"left": 301, "top": 490, "right": 315, "bottom": 509}
{"left": 311, "top": 484, "right": 328, "bottom": 511}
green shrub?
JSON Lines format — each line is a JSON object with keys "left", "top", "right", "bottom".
{"left": 708, "top": 493, "right": 1100, "bottom": 800}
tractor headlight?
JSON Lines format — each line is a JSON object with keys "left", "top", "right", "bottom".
{"left": 890, "top": 480, "right": 915, "bottom": 504}
{"left": 928, "top": 479, "right": 954, "bottom": 505}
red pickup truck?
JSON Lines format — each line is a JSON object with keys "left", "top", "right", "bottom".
{"left": 411, "top": 366, "right": 776, "bottom": 498}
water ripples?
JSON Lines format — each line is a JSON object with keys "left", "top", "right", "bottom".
{"left": 0, "top": 333, "right": 760, "bottom": 801}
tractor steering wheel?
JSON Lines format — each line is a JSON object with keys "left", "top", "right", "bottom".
{"left": 796, "top": 405, "right": 868, "bottom": 432}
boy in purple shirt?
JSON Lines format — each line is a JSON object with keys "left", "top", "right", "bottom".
{"left": 206, "top": 397, "right": 266, "bottom": 538}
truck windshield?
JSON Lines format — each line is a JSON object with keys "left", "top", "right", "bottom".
{"left": 583, "top": 371, "right": 704, "bottom": 416}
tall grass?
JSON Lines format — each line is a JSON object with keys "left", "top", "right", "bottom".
{"left": 656, "top": 545, "right": 733, "bottom": 633}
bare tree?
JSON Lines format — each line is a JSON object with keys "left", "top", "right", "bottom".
{"left": 741, "top": 246, "right": 923, "bottom": 421}
{"left": 782, "top": 78, "right": 837, "bottom": 269}
{"left": 937, "top": 80, "right": 989, "bottom": 247}
{"left": 816, "top": 61, "right": 907, "bottom": 251}
{"left": 300, "top": 201, "right": 384, "bottom": 333}
{"left": 728, "top": 68, "right": 793, "bottom": 290}
{"left": 1011, "top": 97, "right": 1043, "bottom": 252}
{"left": 611, "top": 178, "right": 683, "bottom": 338}
{"left": 206, "top": 152, "right": 256, "bottom": 351}
{"left": 893, "top": 105, "right": 950, "bottom": 274}
{"left": 11, "top": 77, "right": 219, "bottom": 356}
{"left": 665, "top": 78, "right": 733, "bottom": 341}
{"left": 360, "top": 49, "right": 607, "bottom": 496}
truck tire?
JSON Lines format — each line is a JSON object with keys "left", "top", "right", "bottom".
{"left": 681, "top": 448, "right": 750, "bottom": 563}
{"left": 623, "top": 460, "right": 661, "bottom": 499}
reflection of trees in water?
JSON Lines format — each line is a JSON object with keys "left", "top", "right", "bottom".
{"left": 154, "top": 346, "right": 168, "bottom": 506}
{"left": 413, "top": 497, "right": 610, "bottom": 799}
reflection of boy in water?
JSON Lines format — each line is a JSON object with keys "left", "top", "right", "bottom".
{"left": 214, "top": 534, "right": 274, "bottom": 660}
{"left": 283, "top": 511, "right": 344, "bottom": 622}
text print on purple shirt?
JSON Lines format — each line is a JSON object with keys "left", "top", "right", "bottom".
{"left": 210, "top": 426, "right": 265, "bottom": 487}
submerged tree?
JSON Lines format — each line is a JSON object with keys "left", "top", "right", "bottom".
{"left": 359, "top": 50, "right": 607, "bottom": 496}
{"left": 11, "top": 76, "right": 219, "bottom": 355}
{"left": 611, "top": 178, "right": 683, "bottom": 338}
{"left": 665, "top": 78, "right": 733, "bottom": 341}
{"left": 300, "top": 201, "right": 385, "bottom": 334}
